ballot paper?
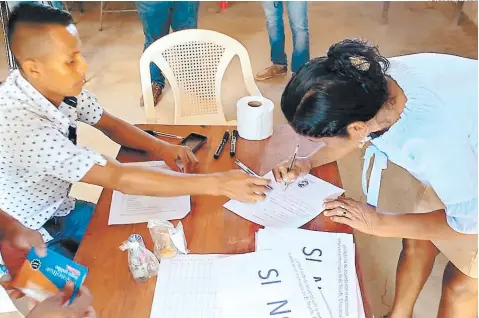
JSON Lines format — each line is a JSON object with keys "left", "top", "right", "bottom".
{"left": 150, "top": 255, "right": 224, "bottom": 318}
{"left": 214, "top": 250, "right": 331, "bottom": 318}
{"left": 223, "top": 172, "right": 344, "bottom": 228}
{"left": 108, "top": 161, "right": 191, "bottom": 225}
{"left": 256, "top": 228, "right": 360, "bottom": 318}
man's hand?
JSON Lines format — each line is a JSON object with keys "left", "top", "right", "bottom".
{"left": 213, "top": 170, "right": 271, "bottom": 203}
{"left": 152, "top": 143, "right": 199, "bottom": 173}
{"left": 27, "top": 282, "right": 96, "bottom": 318}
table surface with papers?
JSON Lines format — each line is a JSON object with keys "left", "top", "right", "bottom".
{"left": 74, "top": 124, "right": 372, "bottom": 318}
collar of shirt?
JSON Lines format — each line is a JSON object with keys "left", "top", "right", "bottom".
{"left": 4, "top": 70, "right": 74, "bottom": 136}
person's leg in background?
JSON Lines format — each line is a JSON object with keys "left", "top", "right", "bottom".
{"left": 255, "top": 1, "right": 287, "bottom": 81}
{"left": 136, "top": 1, "right": 172, "bottom": 106}
{"left": 438, "top": 262, "right": 478, "bottom": 317}
{"left": 387, "top": 239, "right": 439, "bottom": 318}
{"left": 285, "top": 1, "right": 309, "bottom": 73}
{"left": 170, "top": 1, "right": 199, "bottom": 31}
{"left": 46, "top": 200, "right": 96, "bottom": 259}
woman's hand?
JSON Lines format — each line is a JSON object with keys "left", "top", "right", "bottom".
{"left": 323, "top": 197, "right": 383, "bottom": 236}
{"left": 272, "top": 157, "right": 313, "bottom": 185}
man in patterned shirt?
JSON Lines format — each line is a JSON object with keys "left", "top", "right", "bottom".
{"left": 0, "top": 3, "right": 270, "bottom": 273}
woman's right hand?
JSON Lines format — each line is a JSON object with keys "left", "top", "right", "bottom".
{"left": 272, "top": 157, "right": 313, "bottom": 185}
{"left": 214, "top": 170, "right": 271, "bottom": 203}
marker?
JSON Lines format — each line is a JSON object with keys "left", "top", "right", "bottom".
{"left": 230, "top": 130, "right": 238, "bottom": 157}
{"left": 214, "top": 130, "right": 230, "bottom": 159}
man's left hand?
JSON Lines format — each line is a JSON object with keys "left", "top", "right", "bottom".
{"left": 323, "top": 197, "right": 383, "bottom": 235}
{"left": 152, "top": 143, "right": 199, "bottom": 173}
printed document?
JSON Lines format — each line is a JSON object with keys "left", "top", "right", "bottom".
{"left": 108, "top": 161, "right": 191, "bottom": 225}
{"left": 256, "top": 228, "right": 360, "bottom": 318}
{"left": 214, "top": 250, "right": 331, "bottom": 318}
{"left": 150, "top": 255, "right": 224, "bottom": 318}
{"left": 224, "top": 172, "right": 344, "bottom": 227}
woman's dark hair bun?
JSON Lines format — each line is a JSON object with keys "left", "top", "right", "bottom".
{"left": 326, "top": 39, "right": 390, "bottom": 91}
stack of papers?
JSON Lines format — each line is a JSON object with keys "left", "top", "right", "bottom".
{"left": 256, "top": 228, "right": 365, "bottom": 318}
{"left": 108, "top": 161, "right": 191, "bottom": 225}
{"left": 149, "top": 229, "right": 365, "bottom": 318}
{"left": 224, "top": 171, "right": 344, "bottom": 228}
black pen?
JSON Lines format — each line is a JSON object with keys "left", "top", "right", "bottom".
{"left": 214, "top": 130, "right": 230, "bottom": 159}
{"left": 230, "top": 130, "right": 238, "bottom": 157}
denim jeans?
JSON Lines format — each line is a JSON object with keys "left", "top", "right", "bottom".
{"left": 45, "top": 200, "right": 96, "bottom": 259}
{"left": 8, "top": 1, "right": 64, "bottom": 10}
{"left": 136, "top": 1, "right": 200, "bottom": 87}
{"left": 262, "top": 1, "right": 310, "bottom": 73}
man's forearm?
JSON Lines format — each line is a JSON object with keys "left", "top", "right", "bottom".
{"left": 377, "top": 210, "right": 474, "bottom": 240}
{"left": 82, "top": 161, "right": 220, "bottom": 197}
{"left": 95, "top": 112, "right": 168, "bottom": 153}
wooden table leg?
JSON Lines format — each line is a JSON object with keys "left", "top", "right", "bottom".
{"left": 382, "top": 1, "right": 391, "bottom": 24}
{"left": 452, "top": 1, "right": 465, "bottom": 26}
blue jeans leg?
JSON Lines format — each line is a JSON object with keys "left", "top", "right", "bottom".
{"left": 46, "top": 200, "right": 95, "bottom": 259}
{"left": 171, "top": 1, "right": 200, "bottom": 31}
{"left": 262, "top": 1, "right": 287, "bottom": 67}
{"left": 286, "top": 1, "right": 309, "bottom": 73}
{"left": 135, "top": 1, "right": 172, "bottom": 87}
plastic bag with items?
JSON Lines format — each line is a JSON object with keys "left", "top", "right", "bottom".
{"left": 147, "top": 220, "right": 189, "bottom": 259}
{"left": 119, "top": 234, "right": 159, "bottom": 281}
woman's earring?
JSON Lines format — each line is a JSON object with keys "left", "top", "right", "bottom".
{"left": 358, "top": 136, "right": 368, "bottom": 149}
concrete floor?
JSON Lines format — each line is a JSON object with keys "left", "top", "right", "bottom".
{"left": 0, "top": 1, "right": 477, "bottom": 317}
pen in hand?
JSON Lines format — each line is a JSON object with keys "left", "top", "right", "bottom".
{"left": 284, "top": 144, "right": 300, "bottom": 190}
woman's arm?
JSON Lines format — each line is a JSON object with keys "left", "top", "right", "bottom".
{"left": 324, "top": 198, "right": 476, "bottom": 240}
{"left": 307, "top": 142, "right": 356, "bottom": 168}
{"left": 377, "top": 209, "right": 473, "bottom": 240}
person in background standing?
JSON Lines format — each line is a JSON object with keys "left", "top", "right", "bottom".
{"left": 255, "top": 1, "right": 309, "bottom": 81}
{"left": 136, "top": 1, "right": 200, "bottom": 107}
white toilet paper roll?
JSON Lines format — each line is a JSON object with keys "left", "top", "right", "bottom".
{"left": 236, "top": 96, "right": 274, "bottom": 141}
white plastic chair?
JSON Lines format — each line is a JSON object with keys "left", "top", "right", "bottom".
{"left": 140, "top": 29, "right": 262, "bottom": 125}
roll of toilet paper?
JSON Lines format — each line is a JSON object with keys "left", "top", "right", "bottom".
{"left": 236, "top": 96, "right": 274, "bottom": 141}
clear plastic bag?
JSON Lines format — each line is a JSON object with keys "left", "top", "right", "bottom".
{"left": 147, "top": 220, "right": 189, "bottom": 259}
{"left": 119, "top": 234, "right": 159, "bottom": 281}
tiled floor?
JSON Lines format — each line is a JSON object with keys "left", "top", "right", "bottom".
{"left": 0, "top": 1, "right": 477, "bottom": 317}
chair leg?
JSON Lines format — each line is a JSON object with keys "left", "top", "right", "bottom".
{"left": 79, "top": 1, "right": 84, "bottom": 13}
{"left": 452, "top": 1, "right": 464, "bottom": 26}
{"left": 381, "top": 1, "right": 391, "bottom": 24}
{"left": 99, "top": 0, "right": 104, "bottom": 31}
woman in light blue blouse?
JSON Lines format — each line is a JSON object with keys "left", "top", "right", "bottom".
{"left": 273, "top": 39, "right": 477, "bottom": 317}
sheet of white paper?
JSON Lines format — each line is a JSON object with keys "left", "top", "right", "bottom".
{"left": 0, "top": 285, "right": 18, "bottom": 313}
{"left": 150, "top": 255, "right": 225, "bottom": 318}
{"left": 256, "top": 228, "right": 358, "bottom": 318}
{"left": 214, "top": 250, "right": 330, "bottom": 318}
{"left": 108, "top": 161, "right": 191, "bottom": 225}
{"left": 224, "top": 172, "right": 344, "bottom": 228}
{"left": 356, "top": 276, "right": 366, "bottom": 318}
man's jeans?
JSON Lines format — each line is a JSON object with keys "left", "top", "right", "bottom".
{"left": 45, "top": 200, "right": 95, "bottom": 259}
{"left": 136, "top": 1, "right": 200, "bottom": 87}
{"left": 262, "top": 1, "right": 310, "bottom": 73}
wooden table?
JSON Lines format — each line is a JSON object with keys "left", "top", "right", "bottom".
{"left": 75, "top": 124, "right": 372, "bottom": 318}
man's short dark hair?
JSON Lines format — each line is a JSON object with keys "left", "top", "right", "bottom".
{"left": 7, "top": 2, "right": 73, "bottom": 46}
